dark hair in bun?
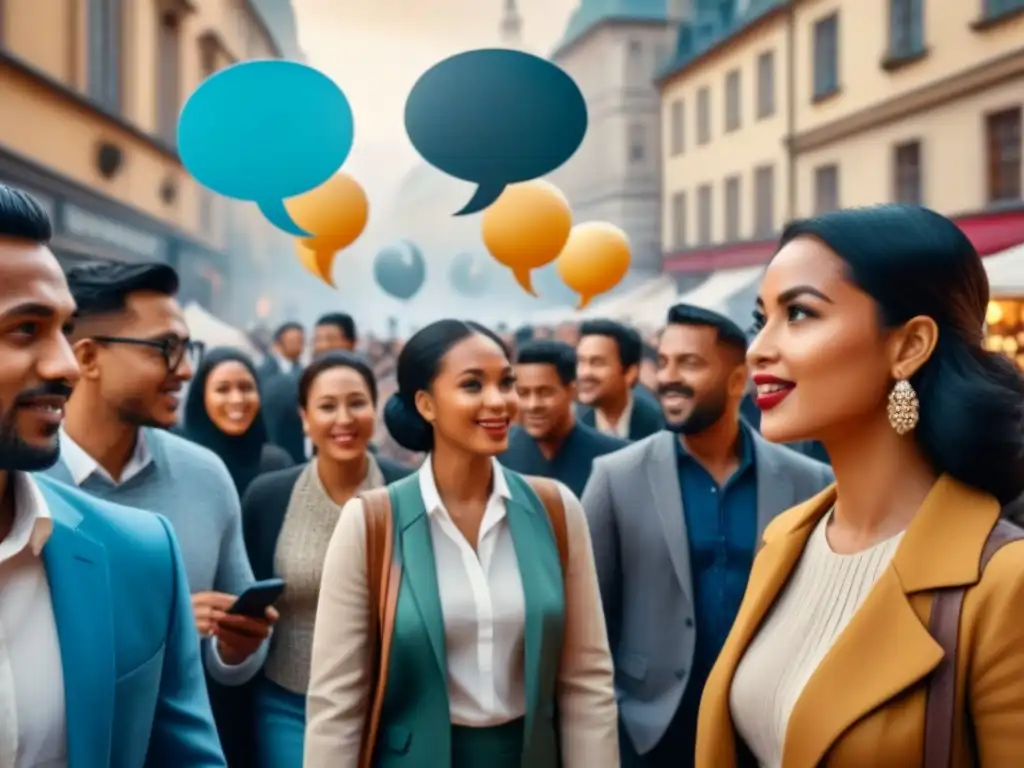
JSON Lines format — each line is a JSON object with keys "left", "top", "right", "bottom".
{"left": 383, "top": 319, "right": 509, "bottom": 452}
{"left": 780, "top": 204, "right": 1024, "bottom": 504}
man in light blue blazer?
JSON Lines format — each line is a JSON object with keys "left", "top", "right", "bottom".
{"left": 0, "top": 183, "right": 225, "bottom": 767}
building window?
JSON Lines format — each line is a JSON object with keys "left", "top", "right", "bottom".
{"left": 697, "top": 184, "right": 713, "bottom": 245}
{"left": 986, "top": 107, "right": 1022, "bottom": 204}
{"left": 813, "top": 13, "right": 839, "bottom": 100}
{"left": 156, "top": 11, "right": 182, "bottom": 144}
{"left": 889, "top": 0, "right": 924, "bottom": 59}
{"left": 671, "top": 191, "right": 687, "bottom": 248}
{"left": 757, "top": 50, "right": 775, "bottom": 119}
{"left": 893, "top": 140, "right": 923, "bottom": 204}
{"left": 670, "top": 99, "right": 685, "bottom": 155}
{"left": 725, "top": 70, "right": 741, "bottom": 132}
{"left": 654, "top": 43, "right": 669, "bottom": 71}
{"left": 754, "top": 165, "right": 775, "bottom": 237}
{"left": 724, "top": 176, "right": 741, "bottom": 241}
{"left": 697, "top": 87, "right": 711, "bottom": 144}
{"left": 88, "top": 0, "right": 123, "bottom": 112}
{"left": 814, "top": 164, "right": 840, "bottom": 213}
{"left": 984, "top": 0, "right": 1024, "bottom": 20}
{"left": 628, "top": 123, "right": 646, "bottom": 163}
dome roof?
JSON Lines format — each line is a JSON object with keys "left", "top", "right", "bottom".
{"left": 552, "top": 0, "right": 668, "bottom": 58}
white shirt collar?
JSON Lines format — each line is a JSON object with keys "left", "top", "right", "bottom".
{"left": 59, "top": 427, "right": 154, "bottom": 486}
{"left": 595, "top": 391, "right": 634, "bottom": 439}
{"left": 0, "top": 472, "right": 54, "bottom": 561}
{"left": 275, "top": 353, "right": 298, "bottom": 373}
{"left": 418, "top": 455, "right": 511, "bottom": 516}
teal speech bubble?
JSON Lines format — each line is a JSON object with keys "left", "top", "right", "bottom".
{"left": 178, "top": 61, "right": 354, "bottom": 236}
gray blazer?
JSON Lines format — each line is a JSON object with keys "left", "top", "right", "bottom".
{"left": 581, "top": 429, "right": 834, "bottom": 754}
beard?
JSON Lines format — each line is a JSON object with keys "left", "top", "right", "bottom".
{"left": 660, "top": 383, "right": 729, "bottom": 436}
{"left": 117, "top": 397, "right": 170, "bottom": 429}
{"left": 0, "top": 384, "right": 74, "bottom": 471}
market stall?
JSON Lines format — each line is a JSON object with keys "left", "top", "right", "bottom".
{"left": 983, "top": 243, "right": 1024, "bottom": 372}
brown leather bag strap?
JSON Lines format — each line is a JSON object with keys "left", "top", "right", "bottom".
{"left": 358, "top": 488, "right": 400, "bottom": 768}
{"left": 924, "top": 518, "right": 1024, "bottom": 767}
{"left": 525, "top": 476, "right": 569, "bottom": 572}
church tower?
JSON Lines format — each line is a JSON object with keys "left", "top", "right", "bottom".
{"left": 500, "top": 0, "right": 523, "bottom": 48}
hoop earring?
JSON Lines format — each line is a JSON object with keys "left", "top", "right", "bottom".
{"left": 887, "top": 379, "right": 919, "bottom": 435}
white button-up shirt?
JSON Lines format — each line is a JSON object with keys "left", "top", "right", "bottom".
{"left": 0, "top": 473, "right": 67, "bottom": 768}
{"left": 419, "top": 457, "right": 526, "bottom": 725}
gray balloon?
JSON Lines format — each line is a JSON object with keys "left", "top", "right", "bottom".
{"left": 374, "top": 241, "right": 426, "bottom": 300}
{"left": 449, "top": 251, "right": 492, "bottom": 297}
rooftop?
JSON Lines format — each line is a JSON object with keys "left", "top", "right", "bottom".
{"left": 248, "top": 0, "right": 305, "bottom": 60}
{"left": 657, "top": 0, "right": 788, "bottom": 83}
{"left": 551, "top": 0, "right": 669, "bottom": 59}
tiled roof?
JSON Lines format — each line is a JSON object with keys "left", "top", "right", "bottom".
{"left": 551, "top": 0, "right": 668, "bottom": 58}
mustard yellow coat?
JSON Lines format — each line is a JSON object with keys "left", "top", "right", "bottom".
{"left": 695, "top": 475, "right": 1024, "bottom": 767}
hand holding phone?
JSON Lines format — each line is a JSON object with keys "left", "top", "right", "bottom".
{"left": 227, "top": 578, "right": 285, "bottom": 619}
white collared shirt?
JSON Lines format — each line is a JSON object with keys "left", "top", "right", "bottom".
{"left": 58, "top": 428, "right": 152, "bottom": 486}
{"left": 0, "top": 473, "right": 67, "bottom": 768}
{"left": 275, "top": 353, "right": 298, "bottom": 375}
{"left": 419, "top": 456, "right": 528, "bottom": 726}
{"left": 594, "top": 392, "right": 634, "bottom": 439}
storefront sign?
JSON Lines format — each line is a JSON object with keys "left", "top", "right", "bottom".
{"left": 62, "top": 203, "right": 167, "bottom": 262}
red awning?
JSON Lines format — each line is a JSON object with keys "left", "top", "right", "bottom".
{"left": 663, "top": 206, "right": 1024, "bottom": 274}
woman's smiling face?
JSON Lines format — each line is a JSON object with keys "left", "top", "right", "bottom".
{"left": 203, "top": 360, "right": 260, "bottom": 436}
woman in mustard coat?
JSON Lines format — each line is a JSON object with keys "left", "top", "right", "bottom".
{"left": 696, "top": 205, "right": 1024, "bottom": 767}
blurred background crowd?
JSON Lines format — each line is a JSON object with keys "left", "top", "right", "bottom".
{"left": 0, "top": 0, "right": 1021, "bottom": 362}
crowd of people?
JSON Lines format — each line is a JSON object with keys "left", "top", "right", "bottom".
{"left": 2, "top": 179, "right": 1024, "bottom": 768}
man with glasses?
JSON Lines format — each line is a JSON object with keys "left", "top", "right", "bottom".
{"left": 43, "top": 263, "right": 276, "bottom": 698}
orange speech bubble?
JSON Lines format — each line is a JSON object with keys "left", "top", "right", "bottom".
{"left": 481, "top": 179, "right": 572, "bottom": 295}
{"left": 285, "top": 171, "right": 369, "bottom": 286}
{"left": 555, "top": 221, "right": 631, "bottom": 309}
{"left": 294, "top": 239, "right": 336, "bottom": 286}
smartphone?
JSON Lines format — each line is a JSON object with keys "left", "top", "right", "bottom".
{"left": 226, "top": 578, "right": 285, "bottom": 619}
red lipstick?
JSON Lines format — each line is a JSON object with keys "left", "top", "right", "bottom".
{"left": 752, "top": 374, "right": 796, "bottom": 411}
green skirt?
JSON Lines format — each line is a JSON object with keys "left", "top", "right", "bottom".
{"left": 451, "top": 718, "right": 525, "bottom": 768}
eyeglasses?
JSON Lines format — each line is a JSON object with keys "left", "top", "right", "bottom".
{"left": 91, "top": 335, "right": 205, "bottom": 372}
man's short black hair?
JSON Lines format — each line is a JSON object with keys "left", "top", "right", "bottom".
{"left": 666, "top": 303, "right": 748, "bottom": 357}
{"left": 513, "top": 325, "right": 534, "bottom": 346}
{"left": 66, "top": 262, "right": 179, "bottom": 319}
{"left": 316, "top": 312, "right": 356, "bottom": 342}
{"left": 515, "top": 340, "right": 577, "bottom": 385}
{"left": 641, "top": 342, "right": 658, "bottom": 363}
{"left": 578, "top": 319, "right": 642, "bottom": 368}
{"left": 274, "top": 321, "right": 304, "bottom": 340}
{"left": 0, "top": 184, "right": 52, "bottom": 242}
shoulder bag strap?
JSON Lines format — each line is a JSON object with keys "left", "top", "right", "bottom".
{"left": 357, "top": 488, "right": 400, "bottom": 768}
{"left": 524, "top": 476, "right": 569, "bottom": 573}
{"left": 924, "top": 518, "right": 1024, "bottom": 767}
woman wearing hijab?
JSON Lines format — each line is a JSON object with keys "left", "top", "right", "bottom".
{"left": 183, "top": 347, "right": 293, "bottom": 496}
{"left": 182, "top": 346, "right": 293, "bottom": 766}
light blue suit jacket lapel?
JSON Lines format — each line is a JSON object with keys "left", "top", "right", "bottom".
{"left": 39, "top": 481, "right": 115, "bottom": 767}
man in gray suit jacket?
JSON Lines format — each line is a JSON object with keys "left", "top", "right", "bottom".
{"left": 582, "top": 304, "right": 833, "bottom": 767}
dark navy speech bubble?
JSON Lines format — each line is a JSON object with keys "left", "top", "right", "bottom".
{"left": 374, "top": 240, "right": 426, "bottom": 301}
{"left": 404, "top": 49, "right": 587, "bottom": 216}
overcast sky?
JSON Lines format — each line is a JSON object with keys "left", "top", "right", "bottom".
{"left": 292, "top": 0, "right": 577, "bottom": 192}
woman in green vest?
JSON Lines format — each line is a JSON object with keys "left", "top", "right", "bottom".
{"left": 305, "top": 319, "right": 619, "bottom": 767}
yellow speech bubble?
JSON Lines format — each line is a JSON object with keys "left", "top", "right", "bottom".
{"left": 294, "top": 239, "right": 336, "bottom": 286}
{"left": 285, "top": 171, "right": 369, "bottom": 286}
{"left": 481, "top": 179, "right": 572, "bottom": 295}
{"left": 555, "top": 221, "right": 631, "bottom": 309}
